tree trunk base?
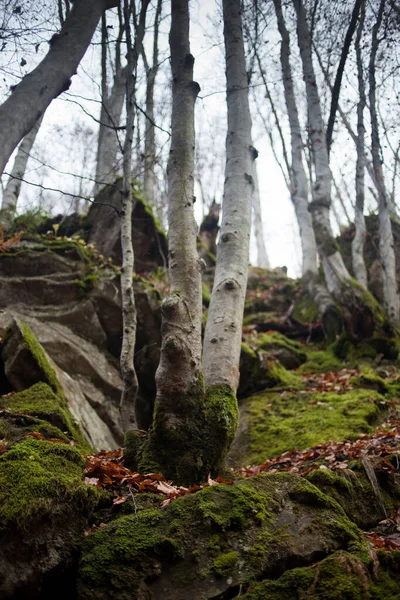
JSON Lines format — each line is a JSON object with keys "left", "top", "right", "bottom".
{"left": 123, "top": 383, "right": 238, "bottom": 485}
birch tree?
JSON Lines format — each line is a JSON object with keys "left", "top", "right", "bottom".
{"left": 151, "top": 0, "right": 204, "bottom": 481}
{"left": 292, "top": 0, "right": 379, "bottom": 337}
{"left": 93, "top": 13, "right": 128, "bottom": 195}
{"left": 252, "top": 161, "right": 270, "bottom": 269}
{"left": 0, "top": 0, "right": 118, "bottom": 178}
{"left": 369, "top": 0, "right": 400, "bottom": 326}
{"left": 93, "top": 1, "right": 150, "bottom": 195}
{"left": 141, "top": 0, "right": 163, "bottom": 206}
{"left": 127, "top": 0, "right": 253, "bottom": 484}
{"left": 203, "top": 0, "right": 255, "bottom": 392}
{"left": 272, "top": 0, "right": 339, "bottom": 336}
{"left": 0, "top": 115, "right": 43, "bottom": 227}
{"left": 119, "top": 0, "right": 140, "bottom": 431}
{"left": 352, "top": 0, "right": 368, "bottom": 289}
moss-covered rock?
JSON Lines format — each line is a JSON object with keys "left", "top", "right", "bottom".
{"left": 297, "top": 348, "right": 344, "bottom": 374}
{"left": 239, "top": 344, "right": 302, "bottom": 398}
{"left": 256, "top": 332, "right": 307, "bottom": 370}
{"left": 230, "top": 388, "right": 386, "bottom": 467}
{"left": 306, "top": 461, "right": 400, "bottom": 530}
{"left": 78, "top": 473, "right": 363, "bottom": 600}
{"left": 0, "top": 437, "right": 103, "bottom": 598}
{"left": 241, "top": 549, "right": 400, "bottom": 599}
{"left": 0, "top": 382, "right": 84, "bottom": 443}
{"left": 2, "top": 318, "right": 63, "bottom": 396}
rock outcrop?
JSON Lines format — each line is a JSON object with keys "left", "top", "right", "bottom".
{"left": 0, "top": 237, "right": 161, "bottom": 449}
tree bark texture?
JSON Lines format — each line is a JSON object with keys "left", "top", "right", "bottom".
{"left": 352, "top": 0, "right": 368, "bottom": 289}
{"left": 325, "top": 0, "right": 362, "bottom": 154}
{"left": 0, "top": 115, "right": 43, "bottom": 226}
{"left": 369, "top": 0, "right": 400, "bottom": 326}
{"left": 142, "top": 0, "right": 162, "bottom": 206}
{"left": 252, "top": 160, "right": 270, "bottom": 269}
{"left": 293, "top": 0, "right": 378, "bottom": 338}
{"left": 155, "top": 0, "right": 202, "bottom": 404}
{"left": 203, "top": 0, "right": 254, "bottom": 392}
{"left": 93, "top": 62, "right": 127, "bottom": 194}
{"left": 144, "top": 0, "right": 211, "bottom": 484}
{"left": 0, "top": 0, "right": 118, "bottom": 177}
{"left": 119, "top": 0, "right": 140, "bottom": 432}
{"left": 273, "top": 0, "right": 339, "bottom": 338}
{"left": 273, "top": 0, "right": 317, "bottom": 278}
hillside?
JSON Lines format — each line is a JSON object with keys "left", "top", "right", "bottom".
{"left": 0, "top": 218, "right": 399, "bottom": 599}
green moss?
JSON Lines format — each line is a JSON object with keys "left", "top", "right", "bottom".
{"left": 18, "top": 320, "right": 62, "bottom": 396}
{"left": 212, "top": 551, "right": 238, "bottom": 576}
{"left": 297, "top": 349, "right": 343, "bottom": 374}
{"left": 197, "top": 480, "right": 274, "bottom": 531}
{"left": 257, "top": 331, "right": 306, "bottom": 357}
{"left": 204, "top": 383, "right": 239, "bottom": 473}
{"left": 0, "top": 437, "right": 99, "bottom": 529}
{"left": 241, "top": 342, "right": 257, "bottom": 358}
{"left": 292, "top": 289, "right": 320, "bottom": 323}
{"left": 0, "top": 383, "right": 87, "bottom": 446}
{"left": 79, "top": 510, "right": 166, "bottom": 593}
{"left": 0, "top": 411, "right": 70, "bottom": 443}
{"left": 236, "top": 388, "right": 385, "bottom": 466}
{"left": 267, "top": 359, "right": 302, "bottom": 388}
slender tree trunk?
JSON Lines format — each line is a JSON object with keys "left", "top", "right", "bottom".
{"left": 252, "top": 160, "right": 270, "bottom": 269}
{"left": 314, "top": 45, "right": 396, "bottom": 216}
{"left": 0, "top": 0, "right": 118, "bottom": 177}
{"left": 273, "top": 0, "right": 339, "bottom": 337}
{"left": 352, "top": 0, "right": 368, "bottom": 289}
{"left": 0, "top": 115, "right": 43, "bottom": 226}
{"left": 369, "top": 0, "right": 400, "bottom": 327}
{"left": 93, "top": 61, "right": 127, "bottom": 194}
{"left": 153, "top": 0, "right": 203, "bottom": 440}
{"left": 203, "top": 0, "right": 254, "bottom": 391}
{"left": 142, "top": 0, "right": 162, "bottom": 206}
{"left": 326, "top": 0, "right": 362, "bottom": 154}
{"left": 119, "top": 0, "right": 140, "bottom": 432}
{"left": 292, "top": 0, "right": 379, "bottom": 338}
{"left": 273, "top": 0, "right": 317, "bottom": 277}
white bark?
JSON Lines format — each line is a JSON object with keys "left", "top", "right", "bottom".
{"left": 119, "top": 0, "right": 147, "bottom": 432}
{"left": 273, "top": 0, "right": 317, "bottom": 277}
{"left": 1, "top": 114, "right": 43, "bottom": 225}
{"left": 93, "top": 65, "right": 127, "bottom": 195}
{"left": 369, "top": 0, "right": 400, "bottom": 326}
{"left": 155, "top": 0, "right": 202, "bottom": 399}
{"left": 293, "top": 0, "right": 352, "bottom": 291}
{"left": 252, "top": 160, "right": 270, "bottom": 269}
{"left": 142, "top": 0, "right": 162, "bottom": 206}
{"left": 0, "top": 0, "right": 117, "bottom": 177}
{"left": 203, "top": 0, "right": 254, "bottom": 392}
{"left": 352, "top": 1, "right": 368, "bottom": 289}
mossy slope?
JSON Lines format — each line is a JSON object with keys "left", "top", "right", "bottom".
{"left": 231, "top": 388, "right": 386, "bottom": 467}
{"left": 78, "top": 473, "right": 362, "bottom": 600}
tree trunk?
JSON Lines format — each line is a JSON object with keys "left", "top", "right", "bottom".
{"left": 352, "top": 0, "right": 368, "bottom": 289}
{"left": 325, "top": 0, "right": 362, "bottom": 154}
{"left": 252, "top": 161, "right": 270, "bottom": 269}
{"left": 203, "top": 0, "right": 254, "bottom": 392}
{"left": 273, "top": 0, "right": 340, "bottom": 337}
{"left": 0, "top": 115, "right": 43, "bottom": 227}
{"left": 293, "top": 0, "right": 378, "bottom": 338}
{"left": 142, "top": 0, "right": 162, "bottom": 206}
{"left": 0, "top": 0, "right": 118, "bottom": 177}
{"left": 119, "top": 0, "right": 140, "bottom": 433}
{"left": 369, "top": 0, "right": 400, "bottom": 327}
{"left": 93, "top": 64, "right": 127, "bottom": 195}
{"left": 152, "top": 0, "right": 203, "bottom": 450}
